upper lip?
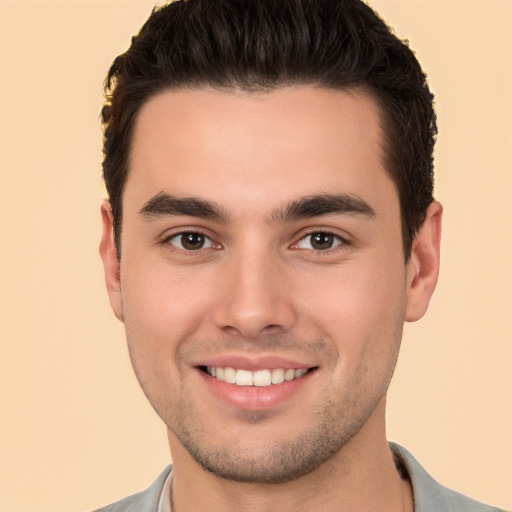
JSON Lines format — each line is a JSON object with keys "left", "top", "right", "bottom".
{"left": 192, "top": 353, "right": 317, "bottom": 371}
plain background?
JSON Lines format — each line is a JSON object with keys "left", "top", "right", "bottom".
{"left": 0, "top": 1, "right": 511, "bottom": 511}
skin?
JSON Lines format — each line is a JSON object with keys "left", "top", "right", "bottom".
{"left": 100, "top": 86, "right": 442, "bottom": 512}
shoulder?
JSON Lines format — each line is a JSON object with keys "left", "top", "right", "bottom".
{"left": 92, "top": 465, "right": 172, "bottom": 512}
{"left": 389, "top": 443, "right": 508, "bottom": 512}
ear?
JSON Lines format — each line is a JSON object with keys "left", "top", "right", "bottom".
{"left": 99, "top": 200, "right": 124, "bottom": 322}
{"left": 405, "top": 201, "right": 443, "bottom": 322}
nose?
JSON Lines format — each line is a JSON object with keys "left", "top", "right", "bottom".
{"left": 212, "top": 248, "right": 296, "bottom": 339}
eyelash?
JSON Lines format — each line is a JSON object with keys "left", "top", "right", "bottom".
{"left": 292, "top": 231, "right": 349, "bottom": 252}
{"left": 162, "top": 231, "right": 219, "bottom": 252}
{"left": 161, "top": 229, "right": 349, "bottom": 254}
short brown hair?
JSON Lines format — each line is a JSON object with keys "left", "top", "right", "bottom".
{"left": 102, "top": 0, "right": 436, "bottom": 257}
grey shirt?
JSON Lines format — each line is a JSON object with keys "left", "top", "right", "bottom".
{"left": 93, "top": 443, "right": 507, "bottom": 512}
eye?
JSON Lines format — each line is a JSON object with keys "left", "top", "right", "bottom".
{"left": 166, "top": 232, "right": 215, "bottom": 251}
{"left": 295, "top": 232, "right": 345, "bottom": 251}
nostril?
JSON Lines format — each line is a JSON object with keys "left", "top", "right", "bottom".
{"left": 221, "top": 325, "right": 243, "bottom": 337}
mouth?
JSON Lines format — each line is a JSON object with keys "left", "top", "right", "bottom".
{"left": 199, "top": 366, "right": 317, "bottom": 387}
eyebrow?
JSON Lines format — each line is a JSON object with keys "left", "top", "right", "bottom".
{"left": 139, "top": 191, "right": 375, "bottom": 223}
{"left": 271, "top": 193, "right": 375, "bottom": 223}
{"left": 139, "top": 192, "right": 229, "bottom": 222}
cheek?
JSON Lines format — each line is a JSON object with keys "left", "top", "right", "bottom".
{"left": 118, "top": 262, "right": 205, "bottom": 417}
{"left": 120, "top": 256, "right": 217, "bottom": 344}
{"left": 296, "top": 256, "right": 407, "bottom": 366}
{"left": 300, "top": 259, "right": 406, "bottom": 321}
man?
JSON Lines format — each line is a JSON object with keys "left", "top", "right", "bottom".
{"left": 96, "top": 0, "right": 504, "bottom": 511}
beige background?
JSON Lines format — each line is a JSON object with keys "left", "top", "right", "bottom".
{"left": 0, "top": 1, "right": 510, "bottom": 511}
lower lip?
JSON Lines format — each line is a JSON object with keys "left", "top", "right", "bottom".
{"left": 196, "top": 368, "right": 315, "bottom": 411}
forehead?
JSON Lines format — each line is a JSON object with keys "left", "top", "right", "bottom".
{"left": 125, "top": 86, "right": 397, "bottom": 218}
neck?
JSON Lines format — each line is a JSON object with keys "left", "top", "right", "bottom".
{"left": 168, "top": 401, "right": 413, "bottom": 512}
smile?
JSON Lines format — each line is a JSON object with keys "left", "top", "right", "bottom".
{"left": 204, "top": 366, "right": 311, "bottom": 387}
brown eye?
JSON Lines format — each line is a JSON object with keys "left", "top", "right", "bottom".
{"left": 296, "top": 232, "right": 344, "bottom": 251}
{"left": 310, "top": 233, "right": 335, "bottom": 250}
{"left": 168, "top": 232, "right": 214, "bottom": 251}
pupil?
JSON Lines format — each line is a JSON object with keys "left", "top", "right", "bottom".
{"left": 311, "top": 233, "right": 333, "bottom": 250}
{"left": 182, "top": 233, "right": 204, "bottom": 250}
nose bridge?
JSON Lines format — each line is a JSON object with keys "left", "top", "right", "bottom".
{"left": 213, "top": 241, "right": 295, "bottom": 338}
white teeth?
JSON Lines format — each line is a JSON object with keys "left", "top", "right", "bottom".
{"left": 206, "top": 366, "right": 310, "bottom": 387}
{"left": 284, "top": 369, "right": 295, "bottom": 381}
{"left": 235, "top": 369, "right": 253, "bottom": 386}
{"left": 224, "top": 367, "right": 236, "bottom": 384}
{"left": 271, "top": 368, "right": 285, "bottom": 384}
{"left": 253, "top": 369, "right": 272, "bottom": 387}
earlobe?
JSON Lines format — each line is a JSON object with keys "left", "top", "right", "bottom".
{"left": 405, "top": 201, "right": 443, "bottom": 322}
{"left": 99, "top": 200, "right": 124, "bottom": 322}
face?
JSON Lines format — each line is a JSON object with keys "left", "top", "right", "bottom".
{"left": 101, "top": 86, "right": 438, "bottom": 483}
